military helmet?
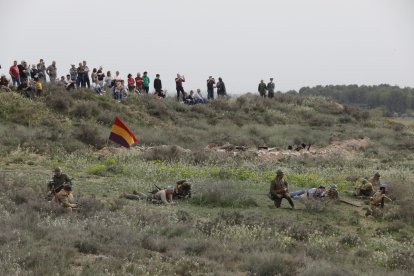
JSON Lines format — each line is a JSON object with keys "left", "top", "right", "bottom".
{"left": 54, "top": 167, "right": 62, "bottom": 173}
{"left": 361, "top": 178, "right": 368, "bottom": 184}
{"left": 374, "top": 172, "right": 381, "bottom": 177}
{"left": 276, "top": 170, "right": 284, "bottom": 176}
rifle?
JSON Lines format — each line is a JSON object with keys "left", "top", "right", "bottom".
{"left": 339, "top": 198, "right": 362, "bottom": 207}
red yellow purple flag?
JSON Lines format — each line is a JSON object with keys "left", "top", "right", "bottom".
{"left": 109, "top": 117, "right": 138, "bottom": 148}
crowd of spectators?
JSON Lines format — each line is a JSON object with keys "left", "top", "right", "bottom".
{"left": 0, "top": 59, "right": 233, "bottom": 105}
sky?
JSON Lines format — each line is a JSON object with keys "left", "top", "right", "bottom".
{"left": 0, "top": 0, "right": 413, "bottom": 94}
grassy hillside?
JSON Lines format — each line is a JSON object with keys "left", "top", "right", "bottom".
{"left": 0, "top": 86, "right": 414, "bottom": 275}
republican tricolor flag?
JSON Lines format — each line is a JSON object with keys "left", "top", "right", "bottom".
{"left": 109, "top": 117, "right": 138, "bottom": 148}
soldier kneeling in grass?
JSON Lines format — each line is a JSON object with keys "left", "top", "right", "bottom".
{"left": 269, "top": 170, "right": 295, "bottom": 209}
{"left": 365, "top": 185, "right": 392, "bottom": 216}
{"left": 47, "top": 167, "right": 72, "bottom": 201}
{"left": 354, "top": 178, "right": 374, "bottom": 197}
{"left": 52, "top": 184, "right": 78, "bottom": 211}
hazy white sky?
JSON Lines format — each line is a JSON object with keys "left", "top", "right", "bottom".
{"left": 1, "top": 0, "right": 413, "bottom": 94}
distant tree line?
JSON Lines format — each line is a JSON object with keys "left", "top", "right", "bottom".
{"left": 295, "top": 84, "right": 414, "bottom": 114}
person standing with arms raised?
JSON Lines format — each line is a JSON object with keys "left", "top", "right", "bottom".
{"left": 175, "top": 73, "right": 185, "bottom": 101}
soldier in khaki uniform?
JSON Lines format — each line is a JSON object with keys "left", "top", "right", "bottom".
{"left": 366, "top": 185, "right": 392, "bottom": 216}
{"left": 52, "top": 185, "right": 77, "bottom": 211}
{"left": 269, "top": 170, "right": 295, "bottom": 209}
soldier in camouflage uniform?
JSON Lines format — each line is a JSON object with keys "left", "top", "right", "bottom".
{"left": 269, "top": 170, "right": 295, "bottom": 209}
{"left": 47, "top": 167, "right": 72, "bottom": 200}
{"left": 354, "top": 178, "right": 373, "bottom": 197}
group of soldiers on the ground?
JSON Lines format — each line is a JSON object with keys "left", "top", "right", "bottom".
{"left": 47, "top": 167, "right": 391, "bottom": 217}
{"left": 119, "top": 179, "right": 192, "bottom": 205}
{"left": 46, "top": 167, "right": 192, "bottom": 210}
{"left": 268, "top": 169, "right": 391, "bottom": 216}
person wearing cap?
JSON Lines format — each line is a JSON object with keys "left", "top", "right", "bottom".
{"left": 269, "top": 170, "right": 295, "bottom": 209}
{"left": 47, "top": 167, "right": 72, "bottom": 198}
{"left": 258, "top": 80, "right": 267, "bottom": 98}
{"left": 207, "top": 76, "right": 215, "bottom": 100}
{"left": 354, "top": 178, "right": 373, "bottom": 197}
{"left": 52, "top": 184, "right": 77, "bottom": 211}
{"left": 326, "top": 184, "right": 339, "bottom": 199}
{"left": 369, "top": 172, "right": 381, "bottom": 188}
{"left": 306, "top": 185, "right": 326, "bottom": 199}
{"left": 370, "top": 185, "right": 392, "bottom": 208}
{"left": 366, "top": 185, "right": 392, "bottom": 216}
{"left": 152, "top": 186, "right": 175, "bottom": 205}
{"left": 267, "top": 78, "right": 275, "bottom": 98}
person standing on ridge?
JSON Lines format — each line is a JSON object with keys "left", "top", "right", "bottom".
{"left": 207, "top": 76, "right": 215, "bottom": 100}
{"left": 46, "top": 61, "right": 57, "bottom": 83}
{"left": 154, "top": 74, "right": 164, "bottom": 98}
{"left": 9, "top": 60, "right": 20, "bottom": 87}
{"left": 267, "top": 78, "right": 275, "bottom": 98}
{"left": 258, "top": 79, "right": 267, "bottom": 97}
{"left": 216, "top": 77, "right": 226, "bottom": 97}
{"left": 142, "top": 71, "right": 150, "bottom": 93}
{"left": 175, "top": 73, "right": 185, "bottom": 101}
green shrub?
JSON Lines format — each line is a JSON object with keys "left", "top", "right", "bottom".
{"left": 86, "top": 158, "right": 124, "bottom": 176}
{"left": 45, "top": 91, "right": 74, "bottom": 112}
{"left": 73, "top": 121, "right": 106, "bottom": 148}
{"left": 70, "top": 101, "right": 100, "bottom": 118}
{"left": 191, "top": 181, "right": 258, "bottom": 208}
{"left": 340, "top": 233, "right": 360, "bottom": 247}
{"left": 245, "top": 252, "right": 304, "bottom": 276}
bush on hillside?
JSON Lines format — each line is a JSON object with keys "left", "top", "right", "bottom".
{"left": 73, "top": 121, "right": 105, "bottom": 148}
{"left": 191, "top": 181, "right": 258, "bottom": 208}
{"left": 70, "top": 101, "right": 100, "bottom": 118}
{"left": 45, "top": 91, "right": 74, "bottom": 113}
